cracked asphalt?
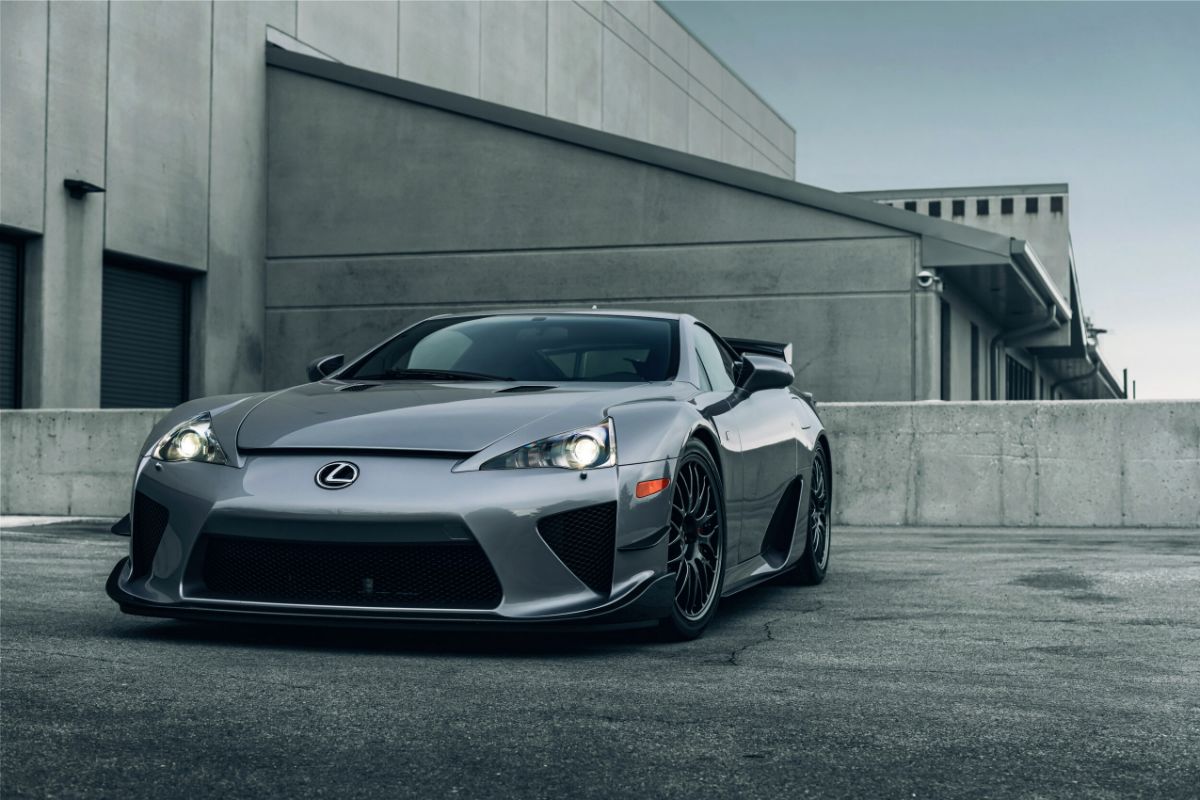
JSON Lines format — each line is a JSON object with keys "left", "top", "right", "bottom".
{"left": 2, "top": 521, "right": 1198, "bottom": 799}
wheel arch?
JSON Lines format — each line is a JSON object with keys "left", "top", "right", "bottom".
{"left": 815, "top": 432, "right": 832, "bottom": 503}
{"left": 689, "top": 424, "right": 723, "bottom": 481}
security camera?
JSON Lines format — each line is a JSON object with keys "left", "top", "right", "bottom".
{"left": 915, "top": 270, "right": 942, "bottom": 291}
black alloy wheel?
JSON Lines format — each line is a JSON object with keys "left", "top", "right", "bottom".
{"left": 660, "top": 441, "right": 726, "bottom": 640}
{"left": 791, "top": 446, "right": 831, "bottom": 585}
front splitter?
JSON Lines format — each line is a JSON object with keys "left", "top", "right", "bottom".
{"left": 106, "top": 558, "right": 673, "bottom": 632}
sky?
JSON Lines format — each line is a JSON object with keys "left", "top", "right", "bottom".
{"left": 664, "top": 1, "right": 1200, "bottom": 399}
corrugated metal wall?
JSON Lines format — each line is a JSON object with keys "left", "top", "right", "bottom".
{"left": 0, "top": 237, "right": 20, "bottom": 408}
{"left": 100, "top": 263, "right": 189, "bottom": 408}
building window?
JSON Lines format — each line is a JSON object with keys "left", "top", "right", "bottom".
{"left": 1039, "top": 377, "right": 1045, "bottom": 400}
{"left": 976, "top": 199, "right": 989, "bottom": 216}
{"left": 102, "top": 262, "right": 190, "bottom": 408}
{"left": 1005, "top": 355, "right": 1034, "bottom": 400}
{"left": 0, "top": 236, "right": 22, "bottom": 408}
{"left": 970, "top": 323, "right": 980, "bottom": 401}
{"left": 904, "top": 201, "right": 917, "bottom": 212}
{"left": 1001, "top": 198, "right": 1014, "bottom": 215}
{"left": 928, "top": 201, "right": 942, "bottom": 218}
{"left": 952, "top": 199, "right": 965, "bottom": 217}
{"left": 940, "top": 300, "right": 951, "bottom": 401}
{"left": 1050, "top": 195, "right": 1064, "bottom": 213}
{"left": 1026, "top": 197, "right": 1039, "bottom": 213}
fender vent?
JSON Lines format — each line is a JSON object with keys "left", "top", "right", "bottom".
{"left": 130, "top": 491, "right": 169, "bottom": 579}
{"left": 537, "top": 502, "right": 617, "bottom": 596}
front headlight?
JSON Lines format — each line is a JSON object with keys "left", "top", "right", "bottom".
{"left": 150, "top": 413, "right": 229, "bottom": 465}
{"left": 482, "top": 419, "right": 616, "bottom": 470}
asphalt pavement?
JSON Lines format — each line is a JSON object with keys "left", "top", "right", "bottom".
{"left": 2, "top": 521, "right": 1198, "bottom": 799}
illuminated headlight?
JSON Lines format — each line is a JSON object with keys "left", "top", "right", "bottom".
{"left": 482, "top": 419, "right": 616, "bottom": 470}
{"left": 150, "top": 413, "right": 229, "bottom": 465}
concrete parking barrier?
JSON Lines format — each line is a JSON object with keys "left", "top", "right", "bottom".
{"left": 2, "top": 401, "right": 1197, "bottom": 526}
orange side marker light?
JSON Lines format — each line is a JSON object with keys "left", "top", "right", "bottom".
{"left": 635, "top": 478, "right": 670, "bottom": 499}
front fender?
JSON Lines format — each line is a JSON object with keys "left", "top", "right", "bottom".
{"left": 608, "top": 400, "right": 711, "bottom": 466}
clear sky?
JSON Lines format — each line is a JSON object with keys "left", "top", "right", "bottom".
{"left": 664, "top": 1, "right": 1199, "bottom": 399}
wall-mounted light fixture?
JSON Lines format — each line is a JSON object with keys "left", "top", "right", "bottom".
{"left": 63, "top": 178, "right": 105, "bottom": 200}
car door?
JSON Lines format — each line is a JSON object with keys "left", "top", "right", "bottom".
{"left": 689, "top": 326, "right": 745, "bottom": 568}
{"left": 693, "top": 325, "right": 799, "bottom": 564}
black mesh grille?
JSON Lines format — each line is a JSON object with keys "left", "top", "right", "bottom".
{"left": 198, "top": 536, "right": 502, "bottom": 609}
{"left": 537, "top": 502, "right": 616, "bottom": 596}
{"left": 130, "top": 491, "right": 169, "bottom": 579}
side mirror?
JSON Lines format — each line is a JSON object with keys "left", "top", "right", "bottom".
{"left": 735, "top": 354, "right": 793, "bottom": 394}
{"left": 307, "top": 353, "right": 344, "bottom": 382}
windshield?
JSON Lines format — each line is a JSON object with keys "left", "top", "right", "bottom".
{"left": 343, "top": 315, "right": 679, "bottom": 383}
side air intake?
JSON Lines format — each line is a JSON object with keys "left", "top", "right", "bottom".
{"left": 130, "top": 491, "right": 169, "bottom": 579}
{"left": 537, "top": 502, "right": 617, "bottom": 596}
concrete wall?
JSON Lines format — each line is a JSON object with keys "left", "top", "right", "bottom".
{"left": 3, "top": 402, "right": 1196, "bottom": 527}
{"left": 0, "top": 409, "right": 161, "bottom": 516}
{"left": 264, "top": 65, "right": 919, "bottom": 402}
{"left": 824, "top": 401, "right": 1200, "bottom": 529}
{"left": 0, "top": 0, "right": 793, "bottom": 411}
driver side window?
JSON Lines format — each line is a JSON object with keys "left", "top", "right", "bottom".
{"left": 693, "top": 327, "right": 735, "bottom": 392}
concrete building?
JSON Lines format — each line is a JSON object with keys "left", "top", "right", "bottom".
{"left": 0, "top": 0, "right": 794, "bottom": 411}
{"left": 0, "top": 0, "right": 1116, "bottom": 411}
{"left": 849, "top": 184, "right": 1124, "bottom": 400}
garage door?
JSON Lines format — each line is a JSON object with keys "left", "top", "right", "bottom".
{"left": 101, "top": 263, "right": 189, "bottom": 408}
{"left": 0, "top": 237, "right": 20, "bottom": 408}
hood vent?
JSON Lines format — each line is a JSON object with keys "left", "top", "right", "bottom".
{"left": 335, "top": 382, "right": 379, "bottom": 392}
{"left": 496, "top": 385, "right": 555, "bottom": 394}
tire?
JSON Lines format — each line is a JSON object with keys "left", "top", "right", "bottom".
{"left": 655, "top": 441, "right": 727, "bottom": 641}
{"left": 790, "top": 445, "right": 831, "bottom": 586}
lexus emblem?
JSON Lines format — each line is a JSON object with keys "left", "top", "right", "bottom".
{"left": 315, "top": 461, "right": 359, "bottom": 490}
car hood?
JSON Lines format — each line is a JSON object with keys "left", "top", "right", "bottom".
{"left": 235, "top": 380, "right": 675, "bottom": 453}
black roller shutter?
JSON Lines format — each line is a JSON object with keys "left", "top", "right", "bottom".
{"left": 101, "top": 262, "right": 189, "bottom": 408}
{"left": 0, "top": 238, "right": 21, "bottom": 409}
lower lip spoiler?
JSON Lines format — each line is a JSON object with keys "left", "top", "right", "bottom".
{"left": 105, "top": 558, "right": 673, "bottom": 632}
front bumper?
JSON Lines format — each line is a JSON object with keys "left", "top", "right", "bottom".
{"left": 109, "top": 452, "right": 676, "bottom": 627}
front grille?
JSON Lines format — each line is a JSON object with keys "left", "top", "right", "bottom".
{"left": 130, "top": 492, "right": 169, "bottom": 579}
{"left": 198, "top": 536, "right": 503, "bottom": 609}
{"left": 537, "top": 502, "right": 616, "bottom": 596}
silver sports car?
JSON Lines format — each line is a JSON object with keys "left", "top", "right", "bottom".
{"left": 107, "top": 311, "right": 831, "bottom": 640}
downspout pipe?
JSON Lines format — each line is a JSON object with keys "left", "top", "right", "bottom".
{"left": 989, "top": 302, "right": 1060, "bottom": 400}
{"left": 1050, "top": 350, "right": 1100, "bottom": 399}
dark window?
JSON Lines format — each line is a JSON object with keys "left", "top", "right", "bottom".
{"left": 940, "top": 300, "right": 951, "bottom": 401}
{"left": 0, "top": 236, "right": 22, "bottom": 408}
{"left": 1025, "top": 197, "right": 1039, "bottom": 213}
{"left": 345, "top": 314, "right": 679, "bottom": 384}
{"left": 904, "top": 201, "right": 917, "bottom": 212}
{"left": 976, "top": 199, "right": 989, "bottom": 216}
{"left": 970, "top": 323, "right": 980, "bottom": 401}
{"left": 693, "top": 326, "right": 737, "bottom": 392}
{"left": 1001, "top": 198, "right": 1014, "bottom": 215}
{"left": 1039, "top": 377, "right": 1045, "bottom": 400}
{"left": 102, "top": 263, "right": 190, "bottom": 408}
{"left": 1050, "top": 195, "right": 1064, "bottom": 213}
{"left": 1005, "top": 355, "right": 1034, "bottom": 400}
{"left": 952, "top": 199, "right": 965, "bottom": 217}
{"left": 928, "top": 201, "right": 942, "bottom": 218}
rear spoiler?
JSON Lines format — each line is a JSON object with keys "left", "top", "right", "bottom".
{"left": 724, "top": 337, "right": 793, "bottom": 366}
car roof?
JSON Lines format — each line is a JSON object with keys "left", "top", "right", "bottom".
{"left": 425, "top": 309, "right": 690, "bottom": 322}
